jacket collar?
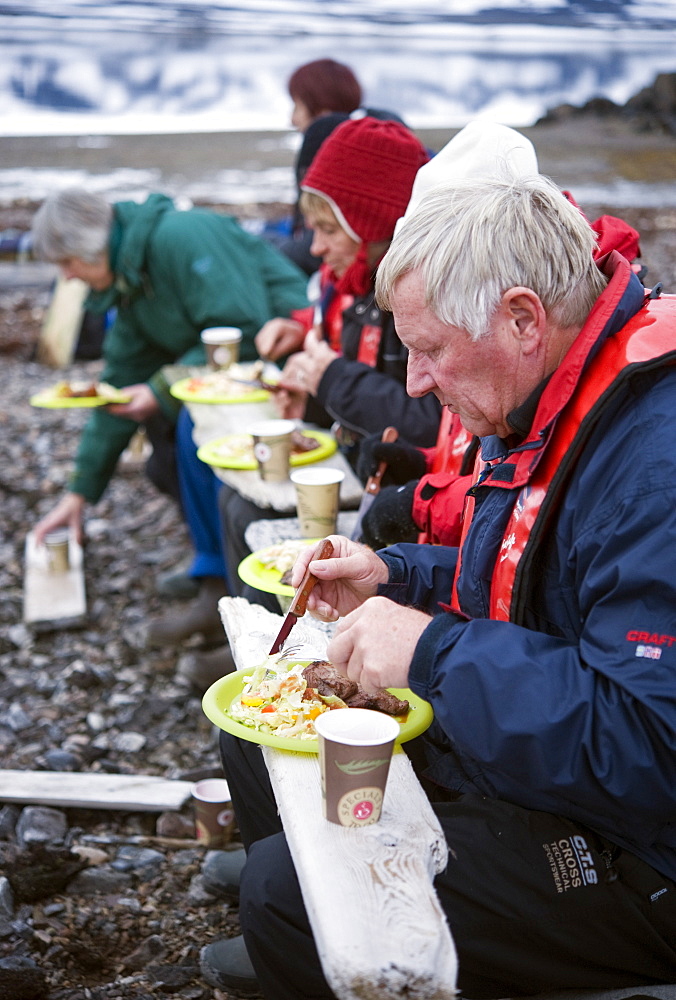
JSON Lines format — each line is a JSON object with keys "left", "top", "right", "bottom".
{"left": 86, "top": 193, "right": 174, "bottom": 312}
{"left": 480, "top": 252, "right": 646, "bottom": 478}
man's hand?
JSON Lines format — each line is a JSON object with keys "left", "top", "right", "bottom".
{"left": 279, "top": 328, "right": 338, "bottom": 396}
{"left": 327, "top": 597, "right": 432, "bottom": 691}
{"left": 290, "top": 535, "right": 389, "bottom": 621}
{"left": 255, "top": 318, "right": 306, "bottom": 361}
{"left": 273, "top": 386, "right": 308, "bottom": 420}
{"left": 106, "top": 383, "right": 160, "bottom": 422}
{"left": 34, "top": 492, "right": 86, "bottom": 546}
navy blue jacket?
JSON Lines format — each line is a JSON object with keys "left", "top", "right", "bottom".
{"left": 380, "top": 257, "right": 676, "bottom": 881}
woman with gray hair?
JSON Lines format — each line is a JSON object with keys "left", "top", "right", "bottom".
{"left": 33, "top": 188, "right": 113, "bottom": 276}
{"left": 30, "top": 188, "right": 309, "bottom": 568}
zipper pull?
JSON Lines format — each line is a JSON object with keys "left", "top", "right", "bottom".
{"left": 468, "top": 462, "right": 493, "bottom": 495}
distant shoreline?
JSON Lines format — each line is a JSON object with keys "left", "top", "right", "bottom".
{"left": 2, "top": 119, "right": 676, "bottom": 213}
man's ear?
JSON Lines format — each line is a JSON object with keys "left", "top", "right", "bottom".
{"left": 501, "top": 286, "right": 546, "bottom": 355}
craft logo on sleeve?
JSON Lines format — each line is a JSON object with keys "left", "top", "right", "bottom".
{"left": 626, "top": 628, "right": 676, "bottom": 660}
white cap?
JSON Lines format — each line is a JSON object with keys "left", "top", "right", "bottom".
{"left": 395, "top": 120, "right": 539, "bottom": 234}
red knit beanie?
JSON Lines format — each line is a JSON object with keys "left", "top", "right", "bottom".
{"left": 301, "top": 116, "right": 430, "bottom": 243}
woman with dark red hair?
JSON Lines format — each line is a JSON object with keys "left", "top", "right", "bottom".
{"left": 287, "top": 58, "right": 362, "bottom": 131}
{"left": 280, "top": 60, "right": 407, "bottom": 275}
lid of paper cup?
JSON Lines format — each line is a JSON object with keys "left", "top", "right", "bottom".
{"left": 200, "top": 327, "right": 243, "bottom": 344}
{"left": 290, "top": 468, "right": 345, "bottom": 486}
{"left": 192, "top": 778, "right": 231, "bottom": 802}
{"left": 249, "top": 419, "right": 296, "bottom": 438}
{"left": 44, "top": 528, "right": 71, "bottom": 544}
{"left": 315, "top": 708, "right": 399, "bottom": 744}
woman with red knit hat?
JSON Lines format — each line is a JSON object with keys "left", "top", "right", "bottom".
{"left": 257, "top": 115, "right": 439, "bottom": 445}
{"left": 214, "top": 116, "right": 442, "bottom": 621}
{"left": 278, "top": 59, "right": 408, "bottom": 275}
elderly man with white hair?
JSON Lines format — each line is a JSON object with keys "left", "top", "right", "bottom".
{"left": 206, "top": 168, "right": 676, "bottom": 998}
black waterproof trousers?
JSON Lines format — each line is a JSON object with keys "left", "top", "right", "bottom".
{"left": 219, "top": 730, "right": 676, "bottom": 1000}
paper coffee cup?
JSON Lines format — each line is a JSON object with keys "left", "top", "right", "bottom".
{"left": 290, "top": 467, "right": 344, "bottom": 538}
{"left": 44, "top": 528, "right": 70, "bottom": 573}
{"left": 201, "top": 327, "right": 242, "bottom": 369}
{"left": 250, "top": 419, "right": 295, "bottom": 482}
{"left": 315, "top": 708, "right": 399, "bottom": 827}
{"left": 191, "top": 778, "right": 236, "bottom": 847}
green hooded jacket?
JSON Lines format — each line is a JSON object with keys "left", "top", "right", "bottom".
{"left": 70, "top": 194, "right": 308, "bottom": 503}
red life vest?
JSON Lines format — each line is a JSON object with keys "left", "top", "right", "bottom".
{"left": 452, "top": 294, "right": 676, "bottom": 622}
{"left": 416, "top": 410, "right": 475, "bottom": 545}
{"left": 427, "top": 409, "right": 475, "bottom": 477}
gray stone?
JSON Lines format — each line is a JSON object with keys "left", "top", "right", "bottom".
{"left": 111, "top": 845, "right": 165, "bottom": 873}
{"left": 111, "top": 731, "right": 146, "bottom": 752}
{"left": 187, "top": 873, "right": 222, "bottom": 906}
{"left": 2, "top": 703, "right": 32, "bottom": 732}
{"left": 16, "top": 807, "right": 67, "bottom": 847}
{"left": 0, "top": 804, "right": 20, "bottom": 840}
{"left": 86, "top": 710, "right": 106, "bottom": 731}
{"left": 41, "top": 748, "right": 81, "bottom": 771}
{"left": 7, "top": 624, "right": 31, "bottom": 649}
{"left": 121, "top": 933, "right": 167, "bottom": 971}
{"left": 147, "top": 963, "right": 200, "bottom": 991}
{"left": 0, "top": 877, "right": 13, "bottom": 918}
{"left": 65, "top": 867, "right": 133, "bottom": 896}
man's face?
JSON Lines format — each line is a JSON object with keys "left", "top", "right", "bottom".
{"left": 59, "top": 255, "right": 113, "bottom": 291}
{"left": 307, "top": 213, "right": 360, "bottom": 279}
{"left": 391, "top": 270, "right": 532, "bottom": 439}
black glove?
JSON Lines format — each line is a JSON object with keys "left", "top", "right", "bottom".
{"left": 355, "top": 434, "right": 427, "bottom": 488}
{"left": 360, "top": 481, "right": 419, "bottom": 550}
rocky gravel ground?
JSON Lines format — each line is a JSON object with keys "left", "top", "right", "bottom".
{"left": 0, "top": 259, "right": 259, "bottom": 998}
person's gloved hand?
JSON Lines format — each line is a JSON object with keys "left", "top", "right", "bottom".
{"left": 360, "top": 481, "right": 419, "bottom": 549}
{"left": 356, "top": 434, "right": 427, "bottom": 488}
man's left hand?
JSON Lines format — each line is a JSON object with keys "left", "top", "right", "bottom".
{"left": 106, "top": 383, "right": 160, "bottom": 422}
{"left": 327, "top": 596, "right": 432, "bottom": 691}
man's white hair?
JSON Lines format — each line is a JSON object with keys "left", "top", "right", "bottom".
{"left": 376, "top": 174, "right": 606, "bottom": 340}
{"left": 32, "top": 188, "right": 113, "bottom": 264}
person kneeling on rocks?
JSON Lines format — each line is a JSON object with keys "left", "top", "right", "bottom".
{"left": 30, "top": 188, "right": 309, "bottom": 683}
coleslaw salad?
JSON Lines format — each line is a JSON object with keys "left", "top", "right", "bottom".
{"left": 229, "top": 657, "right": 345, "bottom": 740}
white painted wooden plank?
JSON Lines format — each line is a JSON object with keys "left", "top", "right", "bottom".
{"left": 219, "top": 596, "right": 458, "bottom": 1000}
{"left": 263, "top": 747, "right": 457, "bottom": 1000}
{"left": 0, "top": 770, "right": 193, "bottom": 812}
{"left": 23, "top": 531, "right": 87, "bottom": 625}
{"left": 35, "top": 274, "right": 88, "bottom": 368}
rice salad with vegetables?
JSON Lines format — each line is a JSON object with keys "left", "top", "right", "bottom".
{"left": 229, "top": 656, "right": 346, "bottom": 740}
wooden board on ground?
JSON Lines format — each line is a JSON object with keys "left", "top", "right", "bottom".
{"left": 23, "top": 530, "right": 87, "bottom": 628}
{"left": 0, "top": 770, "right": 193, "bottom": 812}
{"left": 35, "top": 274, "right": 87, "bottom": 368}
